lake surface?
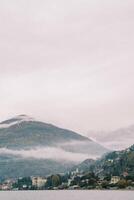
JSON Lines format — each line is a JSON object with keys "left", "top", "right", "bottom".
{"left": 0, "top": 191, "right": 133, "bottom": 200}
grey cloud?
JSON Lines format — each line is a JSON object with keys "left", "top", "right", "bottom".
{"left": 0, "top": 147, "right": 95, "bottom": 163}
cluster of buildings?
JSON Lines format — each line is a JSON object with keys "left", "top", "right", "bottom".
{"left": 0, "top": 179, "right": 15, "bottom": 190}
{"left": 0, "top": 168, "right": 134, "bottom": 190}
{"left": 0, "top": 177, "right": 47, "bottom": 190}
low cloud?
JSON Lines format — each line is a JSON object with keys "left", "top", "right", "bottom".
{"left": 0, "top": 147, "right": 97, "bottom": 163}
{"left": 101, "top": 140, "right": 134, "bottom": 151}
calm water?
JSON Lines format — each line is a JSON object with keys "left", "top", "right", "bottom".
{"left": 0, "top": 191, "right": 133, "bottom": 200}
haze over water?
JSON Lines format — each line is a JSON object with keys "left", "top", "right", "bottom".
{"left": 0, "top": 191, "right": 134, "bottom": 200}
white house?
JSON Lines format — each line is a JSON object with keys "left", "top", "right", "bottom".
{"left": 110, "top": 176, "right": 120, "bottom": 184}
{"left": 32, "top": 177, "right": 47, "bottom": 188}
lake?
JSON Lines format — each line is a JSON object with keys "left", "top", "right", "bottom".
{"left": 0, "top": 191, "right": 133, "bottom": 200}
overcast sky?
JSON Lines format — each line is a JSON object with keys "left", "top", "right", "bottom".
{"left": 0, "top": 0, "right": 134, "bottom": 135}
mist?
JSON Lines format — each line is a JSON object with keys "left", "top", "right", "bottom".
{"left": 0, "top": 147, "right": 97, "bottom": 163}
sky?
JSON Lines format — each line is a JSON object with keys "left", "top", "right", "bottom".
{"left": 0, "top": 0, "right": 134, "bottom": 135}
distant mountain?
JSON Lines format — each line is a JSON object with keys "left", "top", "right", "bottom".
{"left": 88, "top": 125, "right": 134, "bottom": 150}
{"left": 0, "top": 115, "right": 107, "bottom": 179}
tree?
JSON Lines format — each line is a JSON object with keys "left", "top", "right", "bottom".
{"left": 51, "top": 175, "right": 61, "bottom": 187}
{"left": 17, "top": 177, "right": 32, "bottom": 190}
{"left": 101, "top": 180, "right": 109, "bottom": 189}
{"left": 117, "top": 179, "right": 127, "bottom": 189}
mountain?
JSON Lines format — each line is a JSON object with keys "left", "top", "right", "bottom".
{"left": 83, "top": 144, "right": 134, "bottom": 179}
{"left": 73, "top": 159, "right": 95, "bottom": 172}
{"left": 0, "top": 115, "right": 89, "bottom": 149}
{"left": 0, "top": 115, "right": 107, "bottom": 179}
{"left": 88, "top": 125, "right": 134, "bottom": 150}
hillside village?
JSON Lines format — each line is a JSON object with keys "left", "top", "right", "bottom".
{"left": 0, "top": 144, "right": 134, "bottom": 190}
{"left": 0, "top": 169, "right": 134, "bottom": 190}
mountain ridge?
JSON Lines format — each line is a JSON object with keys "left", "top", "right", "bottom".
{"left": 88, "top": 124, "right": 134, "bottom": 150}
{"left": 0, "top": 115, "right": 108, "bottom": 179}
